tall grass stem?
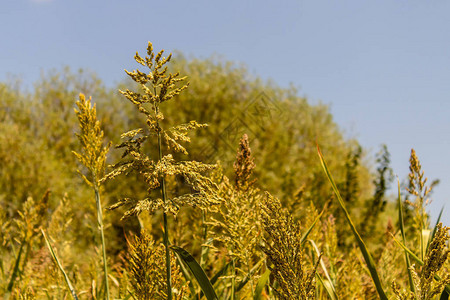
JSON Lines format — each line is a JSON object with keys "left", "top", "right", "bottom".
{"left": 94, "top": 186, "right": 110, "bottom": 300}
{"left": 41, "top": 230, "right": 79, "bottom": 300}
{"left": 396, "top": 179, "right": 415, "bottom": 294}
{"left": 317, "top": 145, "right": 388, "bottom": 300}
{"left": 6, "top": 236, "right": 26, "bottom": 294}
{"left": 156, "top": 105, "right": 172, "bottom": 300}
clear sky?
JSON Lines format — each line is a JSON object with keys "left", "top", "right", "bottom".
{"left": 1, "top": 0, "right": 449, "bottom": 225}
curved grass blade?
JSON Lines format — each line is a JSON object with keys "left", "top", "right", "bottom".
{"left": 174, "top": 251, "right": 197, "bottom": 296}
{"left": 300, "top": 209, "right": 324, "bottom": 245}
{"left": 396, "top": 179, "right": 415, "bottom": 294}
{"left": 6, "top": 236, "right": 26, "bottom": 295}
{"left": 41, "top": 229, "right": 79, "bottom": 300}
{"left": 317, "top": 145, "right": 388, "bottom": 300}
{"left": 211, "top": 260, "right": 231, "bottom": 285}
{"left": 170, "top": 245, "right": 218, "bottom": 300}
{"left": 200, "top": 237, "right": 214, "bottom": 268}
{"left": 253, "top": 268, "right": 270, "bottom": 300}
{"left": 316, "top": 273, "right": 337, "bottom": 300}
{"left": 308, "top": 239, "right": 338, "bottom": 299}
{"left": 428, "top": 206, "right": 445, "bottom": 253}
{"left": 196, "top": 260, "right": 231, "bottom": 300}
{"left": 123, "top": 294, "right": 133, "bottom": 300}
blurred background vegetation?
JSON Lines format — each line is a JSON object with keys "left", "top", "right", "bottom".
{"left": 0, "top": 55, "right": 397, "bottom": 243}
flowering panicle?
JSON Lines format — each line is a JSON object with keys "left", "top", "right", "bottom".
{"left": 260, "top": 192, "right": 318, "bottom": 299}
{"left": 128, "top": 230, "right": 189, "bottom": 300}
{"left": 392, "top": 223, "right": 450, "bottom": 299}
{"left": 73, "top": 93, "right": 111, "bottom": 186}
{"left": 74, "top": 93, "right": 112, "bottom": 298}
{"left": 406, "top": 149, "right": 438, "bottom": 230}
{"left": 105, "top": 42, "right": 219, "bottom": 218}
{"left": 233, "top": 134, "right": 256, "bottom": 191}
{"left": 17, "top": 190, "right": 50, "bottom": 240}
{"left": 207, "top": 135, "right": 263, "bottom": 295}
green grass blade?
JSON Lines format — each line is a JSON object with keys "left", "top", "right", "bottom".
{"left": 0, "top": 259, "right": 4, "bottom": 279}
{"left": 170, "top": 245, "right": 218, "bottom": 300}
{"left": 200, "top": 211, "right": 210, "bottom": 268}
{"left": 308, "top": 239, "right": 338, "bottom": 299}
{"left": 231, "top": 258, "right": 236, "bottom": 300}
{"left": 316, "top": 273, "right": 337, "bottom": 300}
{"left": 317, "top": 145, "right": 388, "bottom": 300}
{"left": 6, "top": 236, "right": 26, "bottom": 294}
{"left": 253, "top": 268, "right": 270, "bottom": 300}
{"left": 428, "top": 206, "right": 445, "bottom": 253}
{"left": 210, "top": 260, "right": 231, "bottom": 285}
{"left": 174, "top": 251, "right": 197, "bottom": 296}
{"left": 200, "top": 237, "right": 214, "bottom": 268}
{"left": 94, "top": 187, "right": 110, "bottom": 300}
{"left": 41, "top": 229, "right": 79, "bottom": 300}
{"left": 396, "top": 179, "right": 415, "bottom": 294}
{"left": 300, "top": 209, "right": 324, "bottom": 245}
{"left": 123, "top": 294, "right": 133, "bottom": 300}
{"left": 195, "top": 260, "right": 231, "bottom": 300}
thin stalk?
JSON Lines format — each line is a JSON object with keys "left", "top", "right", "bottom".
{"left": 397, "top": 179, "right": 415, "bottom": 294}
{"left": 200, "top": 211, "right": 208, "bottom": 268}
{"left": 318, "top": 146, "right": 388, "bottom": 300}
{"left": 231, "top": 257, "right": 236, "bottom": 300}
{"left": 156, "top": 104, "right": 172, "bottom": 300}
{"left": 420, "top": 203, "right": 425, "bottom": 261}
{"left": 6, "top": 235, "right": 26, "bottom": 293}
{"left": 247, "top": 256, "right": 254, "bottom": 299}
{"left": 163, "top": 211, "right": 172, "bottom": 300}
{"left": 42, "top": 230, "right": 79, "bottom": 300}
{"left": 94, "top": 185, "right": 110, "bottom": 300}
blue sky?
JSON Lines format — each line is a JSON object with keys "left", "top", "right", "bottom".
{"left": 1, "top": 0, "right": 449, "bottom": 225}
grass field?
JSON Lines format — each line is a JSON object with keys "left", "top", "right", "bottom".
{"left": 0, "top": 43, "right": 449, "bottom": 300}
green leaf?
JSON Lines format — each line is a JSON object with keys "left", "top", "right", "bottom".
{"left": 210, "top": 260, "right": 231, "bottom": 285}
{"left": 200, "top": 237, "right": 214, "bottom": 268}
{"left": 195, "top": 260, "right": 231, "bottom": 300}
{"left": 253, "top": 269, "right": 270, "bottom": 300}
{"left": 41, "top": 229, "right": 79, "bottom": 300}
{"left": 122, "top": 294, "right": 133, "bottom": 300}
{"left": 428, "top": 206, "right": 445, "bottom": 253}
{"left": 174, "top": 250, "right": 197, "bottom": 296}
{"left": 316, "top": 273, "right": 337, "bottom": 300}
{"left": 317, "top": 145, "right": 388, "bottom": 300}
{"left": 300, "top": 209, "right": 324, "bottom": 245}
{"left": 170, "top": 245, "right": 218, "bottom": 300}
{"left": 6, "top": 236, "right": 26, "bottom": 295}
{"left": 397, "top": 179, "right": 415, "bottom": 294}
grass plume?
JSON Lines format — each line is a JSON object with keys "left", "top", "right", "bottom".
{"left": 105, "top": 42, "right": 220, "bottom": 299}
{"left": 260, "top": 192, "right": 318, "bottom": 299}
{"left": 73, "top": 93, "right": 111, "bottom": 299}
